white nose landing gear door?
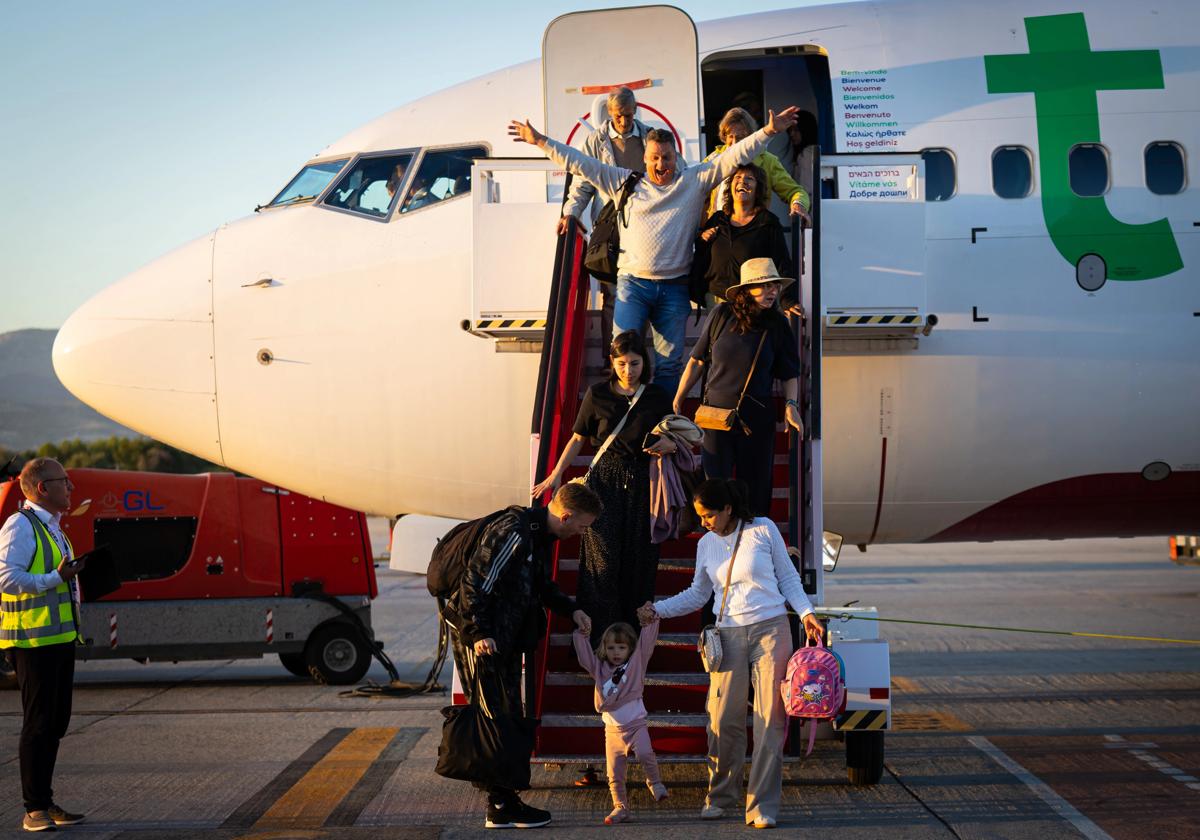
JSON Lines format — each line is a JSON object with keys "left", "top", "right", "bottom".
{"left": 543, "top": 6, "right": 701, "bottom": 165}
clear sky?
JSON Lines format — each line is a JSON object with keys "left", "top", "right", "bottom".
{"left": 0, "top": 0, "right": 843, "bottom": 335}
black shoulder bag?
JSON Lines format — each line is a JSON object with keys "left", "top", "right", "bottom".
{"left": 436, "top": 659, "right": 538, "bottom": 790}
{"left": 584, "top": 171, "right": 643, "bottom": 284}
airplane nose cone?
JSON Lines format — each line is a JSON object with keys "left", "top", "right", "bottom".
{"left": 53, "top": 231, "right": 224, "bottom": 465}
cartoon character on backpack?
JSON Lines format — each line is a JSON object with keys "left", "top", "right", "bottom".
{"left": 800, "top": 681, "right": 826, "bottom": 704}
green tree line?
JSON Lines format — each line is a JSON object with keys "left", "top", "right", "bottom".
{"left": 1, "top": 437, "right": 226, "bottom": 478}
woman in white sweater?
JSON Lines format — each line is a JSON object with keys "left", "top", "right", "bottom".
{"left": 638, "top": 478, "right": 824, "bottom": 828}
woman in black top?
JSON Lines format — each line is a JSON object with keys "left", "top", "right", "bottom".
{"left": 695, "top": 163, "right": 795, "bottom": 307}
{"left": 673, "top": 259, "right": 802, "bottom": 517}
{"left": 534, "top": 331, "right": 675, "bottom": 644}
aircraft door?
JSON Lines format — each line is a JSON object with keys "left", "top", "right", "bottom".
{"left": 543, "top": 6, "right": 701, "bottom": 164}
{"left": 819, "top": 154, "right": 930, "bottom": 334}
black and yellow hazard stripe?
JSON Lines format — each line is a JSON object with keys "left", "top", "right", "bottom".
{"left": 475, "top": 318, "right": 547, "bottom": 330}
{"left": 835, "top": 709, "right": 888, "bottom": 731}
{"left": 828, "top": 314, "right": 921, "bottom": 326}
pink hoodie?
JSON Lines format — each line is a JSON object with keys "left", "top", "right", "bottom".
{"left": 572, "top": 620, "right": 660, "bottom": 721}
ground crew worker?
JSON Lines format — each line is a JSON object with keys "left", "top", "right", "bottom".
{"left": 0, "top": 458, "right": 87, "bottom": 832}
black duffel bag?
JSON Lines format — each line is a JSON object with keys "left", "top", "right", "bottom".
{"left": 435, "top": 662, "right": 538, "bottom": 790}
{"left": 583, "top": 171, "right": 642, "bottom": 284}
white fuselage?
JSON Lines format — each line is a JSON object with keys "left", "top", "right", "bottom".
{"left": 52, "top": 0, "right": 1200, "bottom": 543}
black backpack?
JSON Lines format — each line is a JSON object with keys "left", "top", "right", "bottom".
{"left": 583, "top": 171, "right": 643, "bottom": 284}
{"left": 426, "top": 506, "right": 529, "bottom": 598}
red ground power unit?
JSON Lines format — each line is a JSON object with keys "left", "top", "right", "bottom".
{"left": 0, "top": 469, "right": 379, "bottom": 684}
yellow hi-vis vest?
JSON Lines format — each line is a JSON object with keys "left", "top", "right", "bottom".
{"left": 0, "top": 509, "right": 78, "bottom": 648}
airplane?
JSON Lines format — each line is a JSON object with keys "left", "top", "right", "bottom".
{"left": 51, "top": 0, "right": 1200, "bottom": 550}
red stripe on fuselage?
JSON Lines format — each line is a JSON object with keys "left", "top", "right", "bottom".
{"left": 926, "top": 471, "right": 1200, "bottom": 542}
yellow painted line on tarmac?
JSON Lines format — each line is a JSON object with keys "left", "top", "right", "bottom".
{"left": 891, "top": 676, "right": 921, "bottom": 693}
{"left": 253, "top": 727, "right": 398, "bottom": 830}
{"left": 893, "top": 710, "right": 970, "bottom": 732}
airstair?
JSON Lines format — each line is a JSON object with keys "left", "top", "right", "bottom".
{"left": 521, "top": 155, "right": 888, "bottom": 784}
{"left": 467, "top": 3, "right": 892, "bottom": 785}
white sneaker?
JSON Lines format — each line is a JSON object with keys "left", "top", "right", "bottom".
{"left": 750, "top": 816, "right": 777, "bottom": 829}
{"left": 604, "top": 806, "right": 629, "bottom": 825}
{"left": 647, "top": 781, "right": 668, "bottom": 801}
{"left": 700, "top": 804, "right": 724, "bottom": 820}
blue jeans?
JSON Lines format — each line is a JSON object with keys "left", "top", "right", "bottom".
{"left": 613, "top": 276, "right": 691, "bottom": 397}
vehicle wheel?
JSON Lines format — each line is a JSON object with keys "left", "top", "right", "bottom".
{"left": 278, "top": 651, "right": 310, "bottom": 678}
{"left": 304, "top": 623, "right": 372, "bottom": 686}
{"left": 846, "top": 730, "right": 884, "bottom": 785}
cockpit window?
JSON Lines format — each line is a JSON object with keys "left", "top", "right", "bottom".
{"left": 269, "top": 159, "right": 349, "bottom": 207}
{"left": 399, "top": 146, "right": 488, "bottom": 214}
{"left": 324, "top": 152, "right": 415, "bottom": 218}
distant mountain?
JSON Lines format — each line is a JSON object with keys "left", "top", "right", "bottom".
{"left": 0, "top": 329, "right": 139, "bottom": 451}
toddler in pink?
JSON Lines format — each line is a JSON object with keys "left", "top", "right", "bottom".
{"left": 573, "top": 620, "right": 668, "bottom": 824}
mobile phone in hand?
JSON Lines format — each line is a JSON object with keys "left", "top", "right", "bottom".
{"left": 642, "top": 433, "right": 661, "bottom": 450}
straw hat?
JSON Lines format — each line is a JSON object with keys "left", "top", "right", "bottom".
{"left": 726, "top": 257, "right": 794, "bottom": 293}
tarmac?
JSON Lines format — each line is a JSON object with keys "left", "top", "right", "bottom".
{"left": 0, "top": 536, "right": 1196, "bottom": 839}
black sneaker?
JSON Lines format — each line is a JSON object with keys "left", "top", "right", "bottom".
{"left": 485, "top": 798, "right": 552, "bottom": 829}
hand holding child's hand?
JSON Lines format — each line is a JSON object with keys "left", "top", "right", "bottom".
{"left": 636, "top": 601, "right": 658, "bottom": 626}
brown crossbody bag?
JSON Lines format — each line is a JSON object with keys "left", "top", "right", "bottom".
{"left": 694, "top": 328, "right": 768, "bottom": 435}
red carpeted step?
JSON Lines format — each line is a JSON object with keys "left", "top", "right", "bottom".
{"left": 545, "top": 633, "right": 703, "bottom": 673}
{"left": 549, "top": 611, "right": 702, "bottom": 634}
{"left": 536, "top": 713, "right": 757, "bottom": 756}
{"left": 540, "top": 676, "right": 708, "bottom": 714}
{"left": 553, "top": 565, "right": 695, "bottom": 596}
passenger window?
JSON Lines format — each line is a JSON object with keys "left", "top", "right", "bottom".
{"left": 400, "top": 145, "right": 488, "bottom": 214}
{"left": 921, "top": 148, "right": 955, "bottom": 201}
{"left": 992, "top": 146, "right": 1033, "bottom": 199}
{"left": 1069, "top": 144, "right": 1109, "bottom": 196}
{"left": 1145, "top": 142, "right": 1186, "bottom": 195}
{"left": 269, "top": 158, "right": 348, "bottom": 207}
{"left": 323, "top": 152, "right": 414, "bottom": 218}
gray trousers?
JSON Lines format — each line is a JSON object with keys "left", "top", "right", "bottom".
{"left": 704, "top": 615, "right": 792, "bottom": 822}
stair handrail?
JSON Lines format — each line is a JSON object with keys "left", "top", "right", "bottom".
{"left": 786, "top": 147, "right": 822, "bottom": 756}
{"left": 529, "top": 214, "right": 591, "bottom": 746}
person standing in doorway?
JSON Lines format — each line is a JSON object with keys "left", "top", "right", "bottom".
{"left": 0, "top": 458, "right": 86, "bottom": 833}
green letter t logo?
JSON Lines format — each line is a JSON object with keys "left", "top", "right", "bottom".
{"left": 985, "top": 13, "right": 1182, "bottom": 280}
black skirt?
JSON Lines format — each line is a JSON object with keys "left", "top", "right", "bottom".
{"left": 576, "top": 454, "right": 659, "bottom": 646}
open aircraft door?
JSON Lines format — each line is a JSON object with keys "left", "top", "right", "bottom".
{"left": 543, "top": 6, "right": 702, "bottom": 174}
{"left": 819, "top": 154, "right": 932, "bottom": 338}
{"left": 470, "top": 7, "right": 701, "bottom": 340}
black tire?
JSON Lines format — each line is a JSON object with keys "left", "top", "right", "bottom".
{"left": 846, "top": 731, "right": 885, "bottom": 785}
{"left": 303, "top": 622, "right": 372, "bottom": 686}
{"left": 278, "top": 651, "right": 310, "bottom": 679}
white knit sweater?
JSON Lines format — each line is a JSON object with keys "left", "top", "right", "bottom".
{"left": 542, "top": 128, "right": 774, "bottom": 280}
{"left": 654, "top": 517, "right": 814, "bottom": 628}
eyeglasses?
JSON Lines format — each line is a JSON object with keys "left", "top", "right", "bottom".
{"left": 41, "top": 477, "right": 70, "bottom": 486}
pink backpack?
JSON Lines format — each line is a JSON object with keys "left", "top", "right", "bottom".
{"left": 780, "top": 640, "right": 846, "bottom": 756}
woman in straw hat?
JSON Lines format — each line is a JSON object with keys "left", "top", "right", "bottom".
{"left": 672, "top": 258, "right": 802, "bottom": 517}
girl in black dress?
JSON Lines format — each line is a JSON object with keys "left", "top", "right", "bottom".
{"left": 533, "top": 331, "right": 675, "bottom": 643}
